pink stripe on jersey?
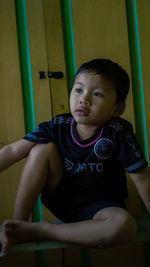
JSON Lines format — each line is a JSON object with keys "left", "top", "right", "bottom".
{"left": 71, "top": 118, "right": 103, "bottom": 147}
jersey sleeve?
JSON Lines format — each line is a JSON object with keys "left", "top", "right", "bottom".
{"left": 23, "top": 119, "right": 55, "bottom": 143}
{"left": 118, "top": 121, "right": 148, "bottom": 173}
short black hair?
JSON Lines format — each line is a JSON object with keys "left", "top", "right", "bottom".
{"left": 73, "top": 59, "right": 130, "bottom": 102}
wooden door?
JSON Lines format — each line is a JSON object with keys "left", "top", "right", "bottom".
{"left": 1, "top": 0, "right": 150, "bottom": 267}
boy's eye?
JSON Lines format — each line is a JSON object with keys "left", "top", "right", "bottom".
{"left": 93, "top": 91, "right": 103, "bottom": 97}
{"left": 75, "top": 88, "right": 83, "bottom": 93}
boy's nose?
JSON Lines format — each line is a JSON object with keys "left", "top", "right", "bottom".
{"left": 80, "top": 95, "right": 90, "bottom": 106}
{"left": 80, "top": 99, "right": 90, "bottom": 106}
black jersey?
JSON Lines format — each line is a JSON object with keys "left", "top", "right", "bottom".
{"left": 24, "top": 113, "right": 147, "bottom": 202}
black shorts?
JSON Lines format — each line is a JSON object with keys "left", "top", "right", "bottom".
{"left": 41, "top": 180, "right": 126, "bottom": 223}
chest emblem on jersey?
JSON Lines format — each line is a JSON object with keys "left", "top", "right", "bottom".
{"left": 94, "top": 138, "right": 113, "bottom": 159}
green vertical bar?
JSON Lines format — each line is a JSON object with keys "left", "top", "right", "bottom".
{"left": 125, "top": 0, "right": 149, "bottom": 161}
{"left": 60, "top": 2, "right": 91, "bottom": 267}
{"left": 15, "top": 0, "right": 35, "bottom": 133}
{"left": 15, "top": 0, "right": 43, "bottom": 223}
{"left": 60, "top": 0, "right": 76, "bottom": 94}
{"left": 125, "top": 1, "right": 150, "bottom": 266}
{"left": 14, "top": 1, "right": 46, "bottom": 266}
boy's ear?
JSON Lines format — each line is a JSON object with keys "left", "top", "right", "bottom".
{"left": 113, "top": 102, "right": 126, "bottom": 116}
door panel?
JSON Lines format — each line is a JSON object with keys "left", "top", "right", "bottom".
{"left": 43, "top": 0, "right": 69, "bottom": 116}
{"left": 0, "top": 1, "right": 36, "bottom": 266}
{"left": 0, "top": 0, "right": 25, "bottom": 222}
{"left": 0, "top": 1, "right": 149, "bottom": 267}
{"left": 26, "top": 0, "right": 53, "bottom": 124}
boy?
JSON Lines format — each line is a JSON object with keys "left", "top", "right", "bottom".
{"left": 0, "top": 59, "right": 150, "bottom": 256}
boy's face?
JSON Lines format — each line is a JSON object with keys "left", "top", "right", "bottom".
{"left": 70, "top": 72, "right": 122, "bottom": 129}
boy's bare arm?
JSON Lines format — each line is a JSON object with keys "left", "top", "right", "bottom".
{"left": 0, "top": 139, "right": 36, "bottom": 172}
{"left": 129, "top": 166, "right": 150, "bottom": 213}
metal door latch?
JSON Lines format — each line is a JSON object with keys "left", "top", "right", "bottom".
{"left": 39, "top": 71, "right": 46, "bottom": 79}
{"left": 39, "top": 71, "right": 64, "bottom": 79}
{"left": 48, "top": 71, "right": 64, "bottom": 79}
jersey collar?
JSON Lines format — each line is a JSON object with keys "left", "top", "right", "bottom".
{"left": 70, "top": 118, "right": 103, "bottom": 148}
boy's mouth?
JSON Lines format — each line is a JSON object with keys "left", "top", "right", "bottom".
{"left": 75, "top": 107, "right": 89, "bottom": 116}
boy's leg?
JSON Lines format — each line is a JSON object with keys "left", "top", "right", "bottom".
{"left": 13, "top": 142, "right": 64, "bottom": 221}
{"left": 0, "top": 142, "right": 64, "bottom": 256}
{"left": 0, "top": 142, "right": 137, "bottom": 253}
{"left": 3, "top": 207, "right": 137, "bottom": 250}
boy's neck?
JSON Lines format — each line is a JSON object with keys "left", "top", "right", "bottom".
{"left": 76, "top": 124, "right": 99, "bottom": 141}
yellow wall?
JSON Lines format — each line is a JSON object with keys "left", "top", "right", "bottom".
{"left": 0, "top": 0, "right": 150, "bottom": 266}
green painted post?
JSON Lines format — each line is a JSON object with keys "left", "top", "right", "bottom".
{"left": 125, "top": 1, "right": 150, "bottom": 266}
{"left": 125, "top": 0, "right": 149, "bottom": 161}
{"left": 60, "top": 1, "right": 91, "bottom": 267}
{"left": 15, "top": 0, "right": 35, "bottom": 134}
{"left": 14, "top": 1, "right": 46, "bottom": 266}
{"left": 60, "top": 0, "right": 76, "bottom": 94}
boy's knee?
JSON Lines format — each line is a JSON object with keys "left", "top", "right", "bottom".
{"left": 121, "top": 212, "right": 138, "bottom": 240}
{"left": 95, "top": 209, "right": 138, "bottom": 248}
{"left": 27, "top": 143, "right": 64, "bottom": 174}
{"left": 27, "top": 142, "right": 64, "bottom": 188}
{"left": 106, "top": 212, "right": 137, "bottom": 247}
{"left": 28, "top": 142, "right": 61, "bottom": 161}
